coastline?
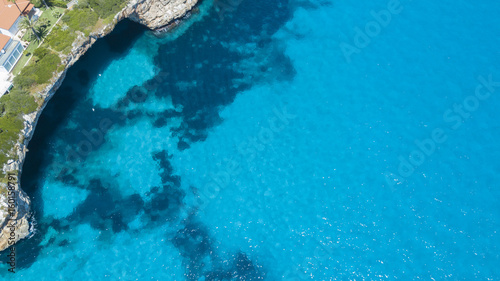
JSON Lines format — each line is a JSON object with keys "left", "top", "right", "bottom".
{"left": 0, "top": 0, "right": 199, "bottom": 251}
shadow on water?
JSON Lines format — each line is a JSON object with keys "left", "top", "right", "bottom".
{"left": 149, "top": 0, "right": 297, "bottom": 150}
{"left": 21, "top": 19, "right": 147, "bottom": 202}
{"left": 14, "top": 20, "right": 147, "bottom": 270}
{"left": 9, "top": 0, "right": 325, "bottom": 276}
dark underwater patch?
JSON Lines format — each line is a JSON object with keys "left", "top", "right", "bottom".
{"left": 62, "top": 179, "right": 145, "bottom": 234}
{"left": 152, "top": 150, "right": 181, "bottom": 186}
{"left": 152, "top": 109, "right": 182, "bottom": 128}
{"left": 292, "top": 0, "right": 333, "bottom": 10}
{"left": 172, "top": 219, "right": 214, "bottom": 280}
{"left": 133, "top": 0, "right": 296, "bottom": 150}
{"left": 205, "top": 252, "right": 266, "bottom": 281}
{"left": 143, "top": 150, "right": 186, "bottom": 224}
{"left": 17, "top": 0, "right": 296, "bottom": 277}
{"left": 233, "top": 252, "right": 266, "bottom": 280}
{"left": 21, "top": 20, "right": 147, "bottom": 207}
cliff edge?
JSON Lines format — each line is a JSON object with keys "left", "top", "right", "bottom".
{"left": 0, "top": 0, "right": 199, "bottom": 252}
{"left": 123, "top": 0, "right": 198, "bottom": 29}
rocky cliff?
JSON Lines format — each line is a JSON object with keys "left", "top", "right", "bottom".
{"left": 122, "top": 0, "right": 198, "bottom": 29}
{"left": 0, "top": 0, "right": 200, "bottom": 252}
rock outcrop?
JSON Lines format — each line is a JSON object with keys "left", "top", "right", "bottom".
{"left": 122, "top": 0, "right": 198, "bottom": 29}
{"left": 0, "top": 0, "right": 200, "bottom": 252}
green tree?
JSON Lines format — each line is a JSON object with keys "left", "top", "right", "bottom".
{"left": 20, "top": 16, "right": 41, "bottom": 42}
{"left": 41, "top": 0, "right": 50, "bottom": 9}
{"left": 30, "top": 0, "right": 49, "bottom": 9}
{"left": 32, "top": 25, "right": 48, "bottom": 45}
{"left": 78, "top": 0, "right": 93, "bottom": 11}
{"left": 37, "top": 17, "right": 50, "bottom": 29}
{"left": 8, "top": 1, "right": 42, "bottom": 42}
{"left": 33, "top": 47, "right": 50, "bottom": 60}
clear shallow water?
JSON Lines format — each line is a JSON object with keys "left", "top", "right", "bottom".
{"left": 2, "top": 0, "right": 500, "bottom": 279}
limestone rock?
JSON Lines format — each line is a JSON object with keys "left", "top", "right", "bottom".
{"left": 121, "top": 0, "right": 198, "bottom": 29}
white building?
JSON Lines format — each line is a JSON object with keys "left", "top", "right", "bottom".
{"left": 0, "top": 34, "right": 24, "bottom": 73}
{"left": 0, "top": 0, "right": 34, "bottom": 96}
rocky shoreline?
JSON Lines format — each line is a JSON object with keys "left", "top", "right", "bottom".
{"left": 0, "top": 0, "right": 199, "bottom": 252}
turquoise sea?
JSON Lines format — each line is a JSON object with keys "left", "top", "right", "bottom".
{"left": 2, "top": 0, "right": 500, "bottom": 279}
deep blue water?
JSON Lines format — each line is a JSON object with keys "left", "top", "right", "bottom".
{"left": 2, "top": 0, "right": 500, "bottom": 279}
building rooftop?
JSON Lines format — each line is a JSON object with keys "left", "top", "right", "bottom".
{"left": 0, "top": 0, "right": 34, "bottom": 30}
{"left": 0, "top": 34, "right": 10, "bottom": 50}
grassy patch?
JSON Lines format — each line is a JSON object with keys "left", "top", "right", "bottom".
{"left": 46, "top": 26, "right": 76, "bottom": 53}
{"left": 14, "top": 51, "right": 61, "bottom": 88}
{"left": 14, "top": 7, "right": 65, "bottom": 75}
{"left": 0, "top": 89, "right": 37, "bottom": 171}
{"left": 86, "top": 0, "right": 128, "bottom": 19}
{"left": 39, "top": 6, "right": 66, "bottom": 25}
{"left": 62, "top": 8, "right": 99, "bottom": 35}
{"left": 11, "top": 42, "right": 38, "bottom": 76}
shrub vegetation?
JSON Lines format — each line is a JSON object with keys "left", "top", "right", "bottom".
{"left": 46, "top": 27, "right": 76, "bottom": 53}
{"left": 14, "top": 52, "right": 61, "bottom": 88}
{"left": 45, "top": 0, "right": 67, "bottom": 8}
{"left": 87, "top": 0, "right": 128, "bottom": 19}
{"left": 0, "top": 89, "right": 37, "bottom": 166}
{"left": 62, "top": 8, "right": 99, "bottom": 35}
